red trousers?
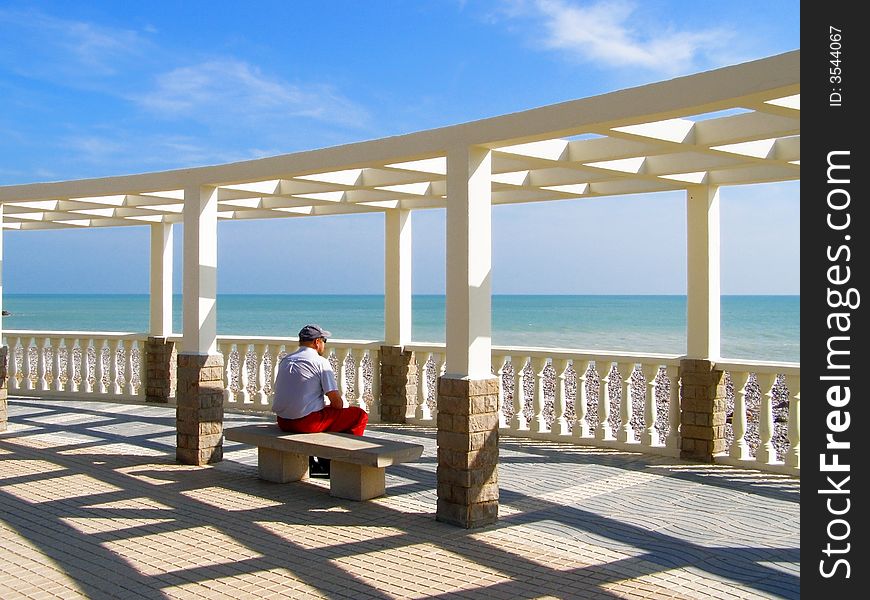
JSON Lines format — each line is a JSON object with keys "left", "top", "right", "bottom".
{"left": 277, "top": 406, "right": 368, "bottom": 437}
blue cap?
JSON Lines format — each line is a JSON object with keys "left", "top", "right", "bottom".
{"left": 298, "top": 324, "right": 331, "bottom": 341}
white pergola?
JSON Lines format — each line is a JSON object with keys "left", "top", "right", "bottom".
{"left": 0, "top": 50, "right": 799, "bottom": 374}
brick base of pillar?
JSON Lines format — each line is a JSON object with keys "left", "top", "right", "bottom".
{"left": 436, "top": 376, "right": 499, "bottom": 528}
{"left": 379, "top": 345, "right": 418, "bottom": 423}
{"left": 145, "top": 337, "right": 176, "bottom": 403}
{"left": 0, "top": 346, "right": 7, "bottom": 432}
{"left": 176, "top": 353, "right": 224, "bottom": 465}
{"left": 679, "top": 359, "right": 727, "bottom": 462}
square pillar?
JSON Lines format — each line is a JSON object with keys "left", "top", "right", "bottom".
{"left": 177, "top": 185, "right": 222, "bottom": 464}
{"left": 150, "top": 222, "right": 174, "bottom": 338}
{"left": 436, "top": 376, "right": 499, "bottom": 528}
{"left": 176, "top": 353, "right": 224, "bottom": 465}
{"left": 686, "top": 185, "right": 721, "bottom": 360}
{"left": 439, "top": 145, "right": 496, "bottom": 527}
{"left": 145, "top": 336, "right": 176, "bottom": 403}
{"left": 679, "top": 359, "right": 727, "bottom": 461}
{"left": 379, "top": 345, "right": 417, "bottom": 423}
{"left": 384, "top": 209, "right": 412, "bottom": 346}
{"left": 445, "top": 145, "right": 492, "bottom": 379}
{"left": 182, "top": 185, "right": 218, "bottom": 356}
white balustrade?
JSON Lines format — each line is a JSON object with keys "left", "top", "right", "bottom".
{"left": 3, "top": 331, "right": 144, "bottom": 401}
{"left": 210, "top": 336, "right": 381, "bottom": 419}
{"left": 717, "top": 361, "right": 800, "bottom": 476}
{"left": 3, "top": 329, "right": 798, "bottom": 476}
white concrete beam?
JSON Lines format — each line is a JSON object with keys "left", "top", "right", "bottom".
{"left": 445, "top": 146, "right": 492, "bottom": 378}
{"left": 384, "top": 209, "right": 412, "bottom": 346}
{"left": 686, "top": 185, "right": 721, "bottom": 359}
{"left": 182, "top": 185, "right": 218, "bottom": 355}
{"left": 150, "top": 223, "right": 174, "bottom": 337}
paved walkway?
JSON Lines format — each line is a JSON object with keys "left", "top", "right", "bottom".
{"left": 0, "top": 398, "right": 799, "bottom": 599}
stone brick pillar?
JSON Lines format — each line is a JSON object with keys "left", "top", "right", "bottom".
{"left": 176, "top": 353, "right": 224, "bottom": 465}
{"left": 145, "top": 337, "right": 176, "bottom": 403}
{"left": 379, "top": 345, "right": 418, "bottom": 423}
{"left": 436, "top": 376, "right": 499, "bottom": 528}
{"left": 679, "top": 359, "right": 727, "bottom": 461}
{"left": 0, "top": 346, "right": 8, "bottom": 432}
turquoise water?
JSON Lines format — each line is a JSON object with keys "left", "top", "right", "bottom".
{"left": 1, "top": 294, "right": 799, "bottom": 363}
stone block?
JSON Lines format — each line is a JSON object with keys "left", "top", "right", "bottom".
{"left": 682, "top": 424, "right": 714, "bottom": 441}
{"left": 436, "top": 499, "right": 498, "bottom": 529}
{"left": 437, "top": 430, "right": 496, "bottom": 452}
{"left": 176, "top": 446, "right": 223, "bottom": 466}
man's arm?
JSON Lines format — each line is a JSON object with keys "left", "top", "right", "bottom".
{"left": 325, "top": 389, "right": 345, "bottom": 408}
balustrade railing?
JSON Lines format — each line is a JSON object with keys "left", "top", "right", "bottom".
{"left": 405, "top": 344, "right": 800, "bottom": 476}
{"left": 2, "top": 330, "right": 799, "bottom": 476}
{"left": 3, "top": 331, "right": 145, "bottom": 401}
{"left": 205, "top": 336, "right": 382, "bottom": 420}
{"left": 716, "top": 360, "right": 800, "bottom": 475}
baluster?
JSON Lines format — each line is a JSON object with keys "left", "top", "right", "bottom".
{"left": 53, "top": 338, "right": 65, "bottom": 391}
{"left": 114, "top": 339, "right": 126, "bottom": 395}
{"left": 23, "top": 338, "right": 36, "bottom": 390}
{"left": 8, "top": 337, "right": 21, "bottom": 392}
{"left": 128, "top": 340, "right": 140, "bottom": 396}
{"left": 495, "top": 355, "right": 509, "bottom": 429}
{"left": 415, "top": 352, "right": 431, "bottom": 420}
{"left": 595, "top": 361, "right": 613, "bottom": 440}
{"left": 218, "top": 342, "right": 234, "bottom": 403}
{"left": 530, "top": 357, "right": 548, "bottom": 434}
{"left": 352, "top": 348, "right": 367, "bottom": 412}
{"left": 553, "top": 358, "right": 570, "bottom": 436}
{"left": 252, "top": 343, "right": 267, "bottom": 405}
{"left": 785, "top": 374, "right": 800, "bottom": 469}
{"left": 339, "top": 347, "right": 353, "bottom": 406}
{"left": 81, "top": 339, "right": 94, "bottom": 394}
{"left": 573, "top": 360, "right": 593, "bottom": 438}
{"left": 68, "top": 339, "right": 80, "bottom": 393}
{"left": 616, "top": 362, "right": 636, "bottom": 443}
{"left": 38, "top": 338, "right": 52, "bottom": 391}
{"left": 432, "top": 352, "right": 446, "bottom": 421}
{"left": 641, "top": 364, "right": 660, "bottom": 446}
{"left": 95, "top": 340, "right": 109, "bottom": 393}
{"left": 511, "top": 356, "right": 528, "bottom": 431}
{"left": 730, "top": 371, "right": 752, "bottom": 460}
{"left": 756, "top": 372, "right": 778, "bottom": 464}
{"left": 242, "top": 344, "right": 256, "bottom": 404}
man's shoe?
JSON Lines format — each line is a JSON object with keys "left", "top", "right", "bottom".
{"left": 309, "top": 456, "right": 331, "bottom": 478}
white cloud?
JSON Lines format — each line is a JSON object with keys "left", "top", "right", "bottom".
{"left": 498, "top": 0, "right": 733, "bottom": 74}
{"left": 135, "top": 60, "right": 370, "bottom": 129}
{"left": 0, "top": 8, "right": 150, "bottom": 78}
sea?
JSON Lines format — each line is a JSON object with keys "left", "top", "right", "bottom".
{"left": 1, "top": 294, "right": 799, "bottom": 363}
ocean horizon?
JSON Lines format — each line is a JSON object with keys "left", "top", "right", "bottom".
{"left": 1, "top": 293, "right": 799, "bottom": 363}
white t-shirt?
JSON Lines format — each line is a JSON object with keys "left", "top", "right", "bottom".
{"left": 271, "top": 346, "right": 338, "bottom": 419}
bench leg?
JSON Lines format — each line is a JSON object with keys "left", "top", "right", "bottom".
{"left": 258, "top": 447, "right": 308, "bottom": 483}
{"left": 329, "top": 462, "right": 386, "bottom": 501}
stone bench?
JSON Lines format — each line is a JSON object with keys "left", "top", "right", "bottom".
{"left": 224, "top": 423, "right": 424, "bottom": 501}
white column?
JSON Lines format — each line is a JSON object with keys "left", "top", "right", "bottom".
{"left": 0, "top": 205, "right": 4, "bottom": 338}
{"left": 445, "top": 146, "right": 492, "bottom": 379}
{"left": 150, "top": 223, "right": 174, "bottom": 337}
{"left": 686, "top": 185, "right": 721, "bottom": 360}
{"left": 182, "top": 185, "right": 218, "bottom": 355}
{"left": 384, "top": 209, "right": 412, "bottom": 346}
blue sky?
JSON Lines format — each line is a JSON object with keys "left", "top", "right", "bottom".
{"left": 0, "top": 0, "right": 800, "bottom": 295}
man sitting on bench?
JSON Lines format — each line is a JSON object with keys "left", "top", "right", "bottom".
{"left": 271, "top": 324, "right": 369, "bottom": 477}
